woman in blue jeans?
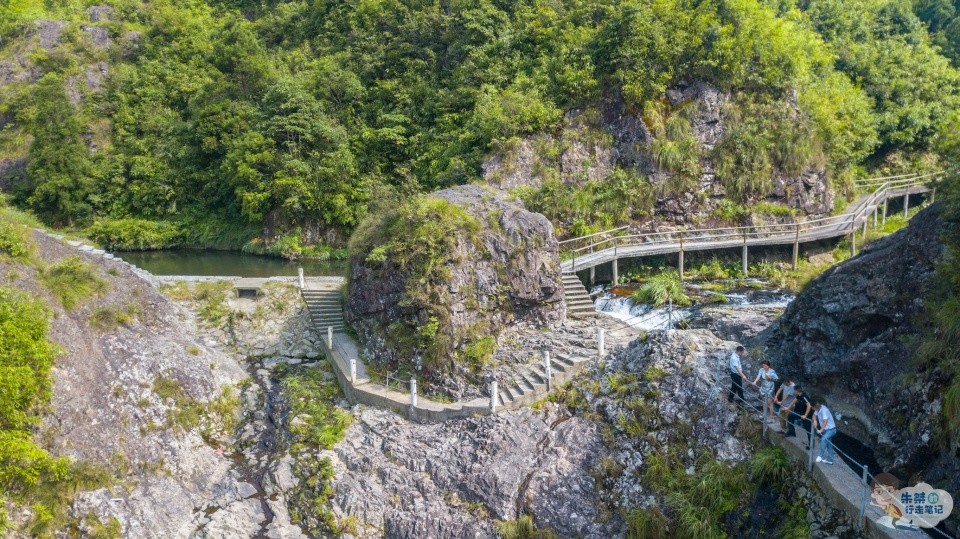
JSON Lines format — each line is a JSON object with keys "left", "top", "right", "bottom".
{"left": 813, "top": 403, "right": 837, "bottom": 464}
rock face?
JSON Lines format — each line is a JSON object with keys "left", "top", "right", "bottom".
{"left": 482, "top": 82, "right": 833, "bottom": 224}
{"left": 763, "top": 205, "right": 955, "bottom": 484}
{"left": 326, "top": 405, "right": 614, "bottom": 538}
{"left": 346, "top": 185, "right": 564, "bottom": 396}
{"left": 0, "top": 232, "right": 263, "bottom": 538}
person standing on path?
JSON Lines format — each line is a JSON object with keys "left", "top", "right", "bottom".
{"left": 775, "top": 378, "right": 796, "bottom": 432}
{"left": 728, "top": 346, "right": 748, "bottom": 403}
{"left": 787, "top": 386, "right": 812, "bottom": 439}
{"left": 813, "top": 403, "right": 837, "bottom": 465}
{"left": 751, "top": 360, "right": 779, "bottom": 423}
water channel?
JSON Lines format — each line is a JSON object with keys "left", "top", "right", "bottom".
{"left": 114, "top": 249, "right": 348, "bottom": 277}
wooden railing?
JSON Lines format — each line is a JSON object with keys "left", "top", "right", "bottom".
{"left": 560, "top": 171, "right": 944, "bottom": 274}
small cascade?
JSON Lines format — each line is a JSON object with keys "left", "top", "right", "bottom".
{"left": 594, "top": 285, "right": 796, "bottom": 331}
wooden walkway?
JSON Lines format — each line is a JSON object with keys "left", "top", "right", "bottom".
{"left": 560, "top": 172, "right": 943, "bottom": 277}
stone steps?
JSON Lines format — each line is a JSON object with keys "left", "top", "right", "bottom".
{"left": 497, "top": 352, "right": 592, "bottom": 409}
{"left": 302, "top": 288, "right": 346, "bottom": 332}
{"left": 562, "top": 272, "right": 597, "bottom": 319}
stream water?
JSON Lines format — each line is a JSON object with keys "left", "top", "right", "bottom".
{"left": 114, "top": 249, "right": 348, "bottom": 277}
{"left": 592, "top": 281, "right": 795, "bottom": 331}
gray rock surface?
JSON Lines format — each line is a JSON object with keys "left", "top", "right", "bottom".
{"left": 0, "top": 232, "right": 266, "bottom": 538}
{"left": 346, "top": 185, "right": 565, "bottom": 397}
{"left": 482, "top": 82, "right": 833, "bottom": 225}
{"left": 327, "top": 405, "right": 615, "bottom": 538}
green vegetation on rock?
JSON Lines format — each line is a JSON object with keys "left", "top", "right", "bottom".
{"left": 632, "top": 271, "right": 691, "bottom": 307}
{"left": 38, "top": 256, "right": 107, "bottom": 310}
{"left": 0, "top": 0, "right": 955, "bottom": 246}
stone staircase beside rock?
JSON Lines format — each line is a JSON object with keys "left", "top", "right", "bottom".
{"left": 562, "top": 271, "right": 597, "bottom": 319}
{"left": 301, "top": 283, "right": 345, "bottom": 332}
{"left": 496, "top": 351, "right": 594, "bottom": 409}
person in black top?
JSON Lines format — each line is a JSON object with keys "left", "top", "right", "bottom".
{"left": 787, "top": 386, "right": 813, "bottom": 441}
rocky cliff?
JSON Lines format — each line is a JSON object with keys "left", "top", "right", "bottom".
{"left": 764, "top": 204, "right": 959, "bottom": 505}
{"left": 483, "top": 83, "right": 834, "bottom": 227}
{"left": 346, "top": 185, "right": 564, "bottom": 397}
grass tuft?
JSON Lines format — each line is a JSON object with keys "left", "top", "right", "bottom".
{"left": 39, "top": 256, "right": 107, "bottom": 310}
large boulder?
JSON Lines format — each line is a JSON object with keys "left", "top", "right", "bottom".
{"left": 346, "top": 185, "right": 564, "bottom": 396}
{"left": 762, "top": 205, "right": 956, "bottom": 485}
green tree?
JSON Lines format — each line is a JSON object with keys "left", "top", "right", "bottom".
{"left": 21, "top": 75, "right": 94, "bottom": 226}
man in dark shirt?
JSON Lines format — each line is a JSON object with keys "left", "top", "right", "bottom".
{"left": 787, "top": 386, "right": 813, "bottom": 441}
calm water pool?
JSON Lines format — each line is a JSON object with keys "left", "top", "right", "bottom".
{"left": 113, "top": 249, "right": 348, "bottom": 277}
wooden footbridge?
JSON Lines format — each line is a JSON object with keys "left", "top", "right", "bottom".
{"left": 559, "top": 171, "right": 944, "bottom": 282}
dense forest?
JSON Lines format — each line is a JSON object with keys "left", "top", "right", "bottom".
{"left": 0, "top": 0, "right": 958, "bottom": 255}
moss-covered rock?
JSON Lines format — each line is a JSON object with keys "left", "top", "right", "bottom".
{"left": 346, "top": 185, "right": 564, "bottom": 397}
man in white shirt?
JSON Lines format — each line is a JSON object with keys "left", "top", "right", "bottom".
{"left": 813, "top": 403, "right": 837, "bottom": 465}
{"left": 727, "top": 346, "right": 747, "bottom": 403}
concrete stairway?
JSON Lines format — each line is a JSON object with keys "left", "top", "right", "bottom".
{"left": 301, "top": 283, "right": 345, "bottom": 332}
{"left": 562, "top": 271, "right": 597, "bottom": 319}
{"left": 497, "top": 352, "right": 593, "bottom": 409}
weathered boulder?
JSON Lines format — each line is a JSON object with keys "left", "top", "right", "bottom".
{"left": 762, "top": 205, "right": 956, "bottom": 487}
{"left": 346, "top": 185, "right": 564, "bottom": 396}
{"left": 326, "top": 405, "right": 613, "bottom": 539}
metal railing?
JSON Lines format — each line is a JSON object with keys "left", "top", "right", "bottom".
{"left": 560, "top": 171, "right": 944, "bottom": 272}
{"left": 595, "top": 307, "right": 955, "bottom": 537}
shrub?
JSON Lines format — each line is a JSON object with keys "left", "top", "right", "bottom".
{"left": 750, "top": 447, "right": 790, "bottom": 483}
{"left": 632, "top": 271, "right": 691, "bottom": 307}
{"left": 87, "top": 219, "right": 182, "bottom": 250}
{"left": 0, "top": 221, "right": 30, "bottom": 259}
{"left": 39, "top": 257, "right": 107, "bottom": 310}
{"left": 463, "top": 335, "right": 496, "bottom": 371}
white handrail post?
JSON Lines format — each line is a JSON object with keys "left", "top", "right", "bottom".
{"left": 490, "top": 380, "right": 498, "bottom": 412}
{"left": 297, "top": 267, "right": 305, "bottom": 289}
{"left": 327, "top": 326, "right": 333, "bottom": 349}
{"left": 350, "top": 358, "right": 357, "bottom": 384}
{"left": 596, "top": 327, "right": 605, "bottom": 358}
{"left": 904, "top": 193, "right": 910, "bottom": 219}
{"left": 667, "top": 297, "right": 673, "bottom": 335}
{"left": 543, "top": 350, "right": 552, "bottom": 391}
{"left": 410, "top": 378, "right": 417, "bottom": 408}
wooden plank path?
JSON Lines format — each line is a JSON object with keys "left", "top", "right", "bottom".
{"left": 560, "top": 172, "right": 943, "bottom": 276}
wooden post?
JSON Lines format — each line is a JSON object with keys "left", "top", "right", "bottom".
{"left": 882, "top": 199, "right": 888, "bottom": 225}
{"left": 850, "top": 232, "right": 856, "bottom": 257}
{"left": 297, "top": 267, "right": 305, "bottom": 289}
{"left": 327, "top": 326, "right": 333, "bottom": 349}
{"left": 742, "top": 230, "right": 748, "bottom": 277}
{"left": 931, "top": 187, "right": 937, "bottom": 205}
{"left": 873, "top": 207, "right": 878, "bottom": 228}
{"left": 410, "top": 378, "right": 417, "bottom": 408}
{"left": 350, "top": 358, "right": 357, "bottom": 384}
{"left": 490, "top": 381, "right": 498, "bottom": 412}
{"left": 903, "top": 193, "right": 909, "bottom": 218}
{"left": 589, "top": 266, "right": 595, "bottom": 286}
{"left": 611, "top": 259, "right": 618, "bottom": 286}
{"left": 861, "top": 219, "right": 867, "bottom": 238}
{"left": 792, "top": 224, "right": 800, "bottom": 270}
